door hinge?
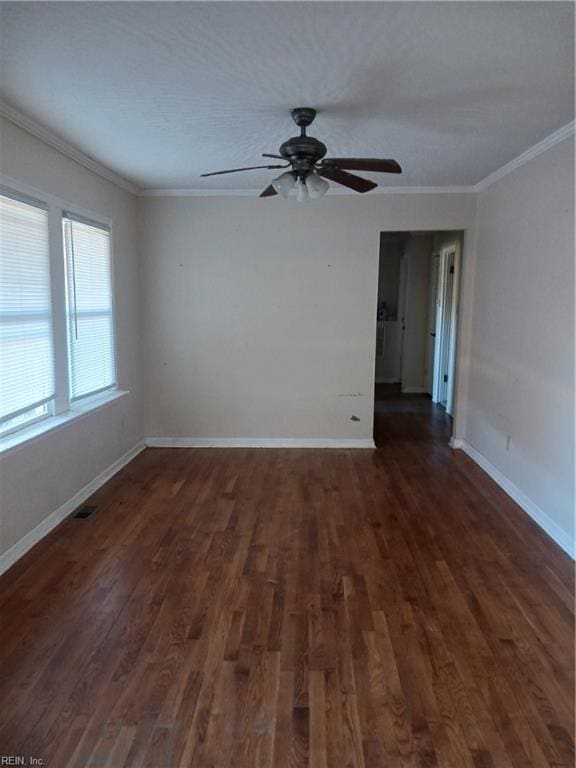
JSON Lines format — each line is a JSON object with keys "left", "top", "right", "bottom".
{"left": 443, "top": 374, "right": 448, "bottom": 383}
{"left": 449, "top": 265, "right": 455, "bottom": 274}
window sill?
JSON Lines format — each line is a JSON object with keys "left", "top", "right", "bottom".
{"left": 0, "top": 390, "right": 129, "bottom": 458}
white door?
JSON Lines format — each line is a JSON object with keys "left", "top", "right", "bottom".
{"left": 433, "top": 245, "right": 460, "bottom": 413}
{"left": 445, "top": 249, "right": 460, "bottom": 415}
{"left": 432, "top": 254, "right": 444, "bottom": 404}
{"left": 439, "top": 251, "right": 454, "bottom": 406}
{"left": 425, "top": 254, "right": 440, "bottom": 395}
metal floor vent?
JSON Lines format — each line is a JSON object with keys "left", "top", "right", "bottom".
{"left": 74, "top": 505, "right": 97, "bottom": 520}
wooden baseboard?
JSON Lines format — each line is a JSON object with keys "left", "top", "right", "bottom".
{"left": 145, "top": 437, "right": 376, "bottom": 449}
{"left": 0, "top": 441, "right": 146, "bottom": 576}
{"left": 450, "top": 438, "right": 574, "bottom": 558}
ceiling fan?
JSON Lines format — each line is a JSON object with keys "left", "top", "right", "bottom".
{"left": 200, "top": 107, "right": 402, "bottom": 201}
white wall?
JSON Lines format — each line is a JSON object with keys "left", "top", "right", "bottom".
{"left": 401, "top": 234, "right": 432, "bottom": 392}
{"left": 467, "top": 137, "right": 575, "bottom": 545}
{"left": 139, "top": 193, "right": 477, "bottom": 441}
{"left": 0, "top": 118, "right": 143, "bottom": 558}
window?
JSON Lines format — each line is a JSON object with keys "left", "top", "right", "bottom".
{"left": 63, "top": 216, "right": 116, "bottom": 401}
{"left": 0, "top": 193, "right": 54, "bottom": 435}
{"left": 0, "top": 185, "right": 118, "bottom": 444}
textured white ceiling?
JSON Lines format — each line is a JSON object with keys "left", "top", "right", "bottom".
{"left": 0, "top": 2, "right": 573, "bottom": 191}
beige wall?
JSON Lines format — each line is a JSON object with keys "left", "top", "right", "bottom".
{"left": 0, "top": 118, "right": 143, "bottom": 557}
{"left": 401, "top": 234, "right": 433, "bottom": 392}
{"left": 139, "top": 193, "right": 477, "bottom": 441}
{"left": 468, "top": 137, "right": 575, "bottom": 543}
{"left": 377, "top": 235, "right": 403, "bottom": 318}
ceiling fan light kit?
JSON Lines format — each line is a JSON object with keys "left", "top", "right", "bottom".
{"left": 272, "top": 170, "right": 296, "bottom": 198}
{"left": 201, "top": 107, "right": 402, "bottom": 200}
{"left": 305, "top": 172, "right": 330, "bottom": 200}
{"left": 271, "top": 170, "right": 329, "bottom": 202}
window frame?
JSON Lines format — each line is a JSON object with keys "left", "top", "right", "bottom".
{"left": 62, "top": 212, "right": 118, "bottom": 404}
{"left": 0, "top": 403, "right": 54, "bottom": 440}
{"left": 0, "top": 175, "right": 119, "bottom": 447}
{"left": 0, "top": 187, "right": 55, "bottom": 435}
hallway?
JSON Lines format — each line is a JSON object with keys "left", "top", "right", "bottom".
{"left": 374, "top": 383, "right": 452, "bottom": 445}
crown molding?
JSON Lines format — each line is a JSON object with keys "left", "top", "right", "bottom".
{"left": 474, "top": 120, "right": 575, "bottom": 192}
{"left": 0, "top": 100, "right": 140, "bottom": 195}
{"left": 139, "top": 184, "right": 476, "bottom": 197}
{"left": 139, "top": 121, "right": 575, "bottom": 198}
{"left": 329, "top": 185, "right": 475, "bottom": 195}
{"left": 2, "top": 97, "right": 571, "bottom": 199}
{"left": 140, "top": 188, "right": 262, "bottom": 197}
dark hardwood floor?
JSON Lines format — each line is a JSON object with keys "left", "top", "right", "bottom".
{"left": 0, "top": 393, "right": 573, "bottom": 767}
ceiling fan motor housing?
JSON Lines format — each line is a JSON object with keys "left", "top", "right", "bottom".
{"left": 280, "top": 136, "right": 327, "bottom": 175}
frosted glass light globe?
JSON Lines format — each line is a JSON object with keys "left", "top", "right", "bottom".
{"left": 305, "top": 172, "right": 329, "bottom": 199}
{"left": 272, "top": 171, "right": 296, "bottom": 198}
{"left": 296, "top": 179, "right": 309, "bottom": 203}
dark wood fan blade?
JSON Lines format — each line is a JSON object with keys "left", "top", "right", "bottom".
{"left": 318, "top": 167, "right": 377, "bottom": 193}
{"left": 201, "top": 164, "right": 286, "bottom": 177}
{"left": 260, "top": 185, "right": 278, "bottom": 198}
{"left": 262, "top": 153, "right": 285, "bottom": 160}
{"left": 323, "top": 158, "right": 402, "bottom": 174}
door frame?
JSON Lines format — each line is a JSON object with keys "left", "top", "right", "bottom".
{"left": 426, "top": 252, "right": 440, "bottom": 397}
{"left": 445, "top": 246, "right": 461, "bottom": 415}
{"left": 373, "top": 229, "right": 467, "bottom": 445}
{"left": 432, "top": 243, "right": 461, "bottom": 414}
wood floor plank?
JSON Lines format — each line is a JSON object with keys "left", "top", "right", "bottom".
{"left": 0, "top": 392, "right": 573, "bottom": 767}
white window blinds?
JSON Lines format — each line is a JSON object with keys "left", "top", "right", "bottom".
{"left": 0, "top": 193, "right": 54, "bottom": 429}
{"left": 63, "top": 215, "right": 116, "bottom": 401}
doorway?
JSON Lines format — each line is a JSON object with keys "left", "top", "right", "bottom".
{"left": 432, "top": 245, "right": 460, "bottom": 415}
{"left": 374, "top": 231, "right": 463, "bottom": 440}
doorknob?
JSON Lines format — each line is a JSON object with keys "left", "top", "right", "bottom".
{"left": 430, "top": 332, "right": 436, "bottom": 337}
